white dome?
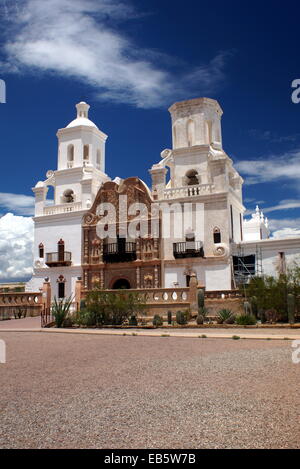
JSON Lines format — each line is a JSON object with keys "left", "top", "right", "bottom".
{"left": 66, "top": 101, "right": 98, "bottom": 129}
{"left": 67, "top": 117, "right": 98, "bottom": 129}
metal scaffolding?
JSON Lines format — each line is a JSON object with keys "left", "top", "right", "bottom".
{"left": 233, "top": 244, "right": 263, "bottom": 286}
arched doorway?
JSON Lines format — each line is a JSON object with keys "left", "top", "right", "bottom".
{"left": 112, "top": 278, "right": 131, "bottom": 290}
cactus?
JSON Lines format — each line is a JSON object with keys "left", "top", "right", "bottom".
{"left": 153, "top": 314, "right": 163, "bottom": 327}
{"left": 259, "top": 309, "right": 266, "bottom": 324}
{"left": 196, "top": 314, "right": 204, "bottom": 325}
{"left": 129, "top": 315, "right": 138, "bottom": 326}
{"left": 167, "top": 311, "right": 172, "bottom": 325}
{"left": 250, "top": 296, "right": 258, "bottom": 318}
{"left": 197, "top": 289, "right": 205, "bottom": 313}
{"left": 176, "top": 310, "right": 188, "bottom": 325}
{"left": 287, "top": 293, "right": 296, "bottom": 324}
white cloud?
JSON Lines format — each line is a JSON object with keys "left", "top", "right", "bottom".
{"left": 268, "top": 217, "right": 300, "bottom": 239}
{"left": 0, "top": 213, "right": 33, "bottom": 281}
{"left": 236, "top": 149, "right": 300, "bottom": 186}
{"left": 263, "top": 199, "right": 300, "bottom": 214}
{"left": 271, "top": 228, "right": 300, "bottom": 239}
{"left": 2, "top": 0, "right": 230, "bottom": 108}
{"left": 249, "top": 129, "right": 300, "bottom": 143}
{"left": 0, "top": 192, "right": 35, "bottom": 216}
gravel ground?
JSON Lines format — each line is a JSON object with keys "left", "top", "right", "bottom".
{"left": 0, "top": 332, "right": 299, "bottom": 449}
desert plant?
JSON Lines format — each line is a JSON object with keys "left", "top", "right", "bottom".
{"left": 198, "top": 306, "right": 209, "bottom": 320}
{"left": 250, "top": 296, "right": 258, "bottom": 318}
{"left": 196, "top": 314, "right": 204, "bottom": 325}
{"left": 243, "top": 301, "right": 252, "bottom": 315}
{"left": 235, "top": 313, "right": 256, "bottom": 326}
{"left": 217, "top": 309, "right": 233, "bottom": 324}
{"left": 52, "top": 296, "right": 73, "bottom": 328}
{"left": 264, "top": 309, "right": 280, "bottom": 324}
{"left": 197, "top": 288, "right": 205, "bottom": 311}
{"left": 224, "top": 315, "right": 235, "bottom": 325}
{"left": 129, "top": 315, "right": 138, "bottom": 326}
{"left": 63, "top": 316, "right": 74, "bottom": 328}
{"left": 287, "top": 293, "right": 296, "bottom": 324}
{"left": 82, "top": 289, "right": 146, "bottom": 326}
{"left": 153, "top": 314, "right": 163, "bottom": 327}
{"left": 176, "top": 310, "right": 188, "bottom": 325}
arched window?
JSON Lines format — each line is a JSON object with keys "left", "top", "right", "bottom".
{"left": 39, "top": 243, "right": 44, "bottom": 258}
{"left": 187, "top": 119, "right": 195, "bottom": 147}
{"left": 62, "top": 189, "right": 74, "bottom": 204}
{"left": 83, "top": 144, "right": 89, "bottom": 160}
{"left": 67, "top": 144, "right": 74, "bottom": 162}
{"left": 213, "top": 227, "right": 221, "bottom": 244}
{"left": 185, "top": 169, "right": 199, "bottom": 186}
{"left": 96, "top": 149, "right": 101, "bottom": 169}
{"left": 57, "top": 275, "right": 66, "bottom": 299}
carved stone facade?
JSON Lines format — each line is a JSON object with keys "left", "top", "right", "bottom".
{"left": 82, "top": 177, "right": 161, "bottom": 291}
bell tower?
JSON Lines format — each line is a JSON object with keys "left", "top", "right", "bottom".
{"left": 169, "top": 97, "right": 223, "bottom": 150}
{"left": 57, "top": 101, "right": 107, "bottom": 173}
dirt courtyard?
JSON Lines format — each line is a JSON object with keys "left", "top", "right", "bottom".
{"left": 0, "top": 332, "right": 299, "bottom": 449}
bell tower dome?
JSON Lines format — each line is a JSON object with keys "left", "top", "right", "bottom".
{"left": 56, "top": 101, "right": 108, "bottom": 172}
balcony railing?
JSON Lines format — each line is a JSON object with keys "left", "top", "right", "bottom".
{"left": 43, "top": 202, "right": 82, "bottom": 216}
{"left": 173, "top": 241, "right": 204, "bottom": 259}
{"left": 103, "top": 242, "right": 137, "bottom": 263}
{"left": 45, "top": 252, "right": 72, "bottom": 267}
{"left": 163, "top": 184, "right": 215, "bottom": 200}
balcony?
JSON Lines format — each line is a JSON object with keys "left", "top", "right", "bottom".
{"left": 173, "top": 241, "right": 204, "bottom": 259}
{"left": 103, "top": 242, "right": 137, "bottom": 263}
{"left": 43, "top": 202, "right": 82, "bottom": 216}
{"left": 45, "top": 252, "right": 72, "bottom": 267}
{"left": 163, "top": 184, "right": 215, "bottom": 200}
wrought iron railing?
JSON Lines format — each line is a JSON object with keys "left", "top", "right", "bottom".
{"left": 103, "top": 242, "right": 137, "bottom": 263}
{"left": 46, "top": 252, "right": 72, "bottom": 265}
{"left": 173, "top": 241, "right": 204, "bottom": 259}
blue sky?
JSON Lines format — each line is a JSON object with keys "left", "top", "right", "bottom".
{"left": 0, "top": 0, "right": 300, "bottom": 280}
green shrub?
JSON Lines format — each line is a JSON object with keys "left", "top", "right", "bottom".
{"left": 176, "top": 310, "right": 188, "bottom": 325}
{"left": 288, "top": 293, "right": 296, "bottom": 324}
{"left": 235, "top": 313, "right": 256, "bottom": 326}
{"left": 63, "top": 316, "right": 74, "bottom": 328}
{"left": 250, "top": 296, "right": 258, "bottom": 318}
{"left": 217, "top": 309, "right": 233, "bottom": 324}
{"left": 264, "top": 309, "right": 279, "bottom": 324}
{"left": 232, "top": 335, "right": 241, "bottom": 340}
{"left": 153, "top": 314, "right": 163, "bottom": 327}
{"left": 79, "top": 290, "right": 146, "bottom": 326}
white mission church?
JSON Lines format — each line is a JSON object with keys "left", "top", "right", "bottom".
{"left": 26, "top": 98, "right": 300, "bottom": 299}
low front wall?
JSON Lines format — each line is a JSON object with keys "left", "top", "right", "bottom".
{"left": 81, "top": 287, "right": 191, "bottom": 316}
{"left": 0, "top": 292, "right": 43, "bottom": 320}
{"left": 80, "top": 287, "right": 243, "bottom": 317}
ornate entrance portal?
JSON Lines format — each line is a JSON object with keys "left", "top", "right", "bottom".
{"left": 112, "top": 278, "right": 131, "bottom": 290}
